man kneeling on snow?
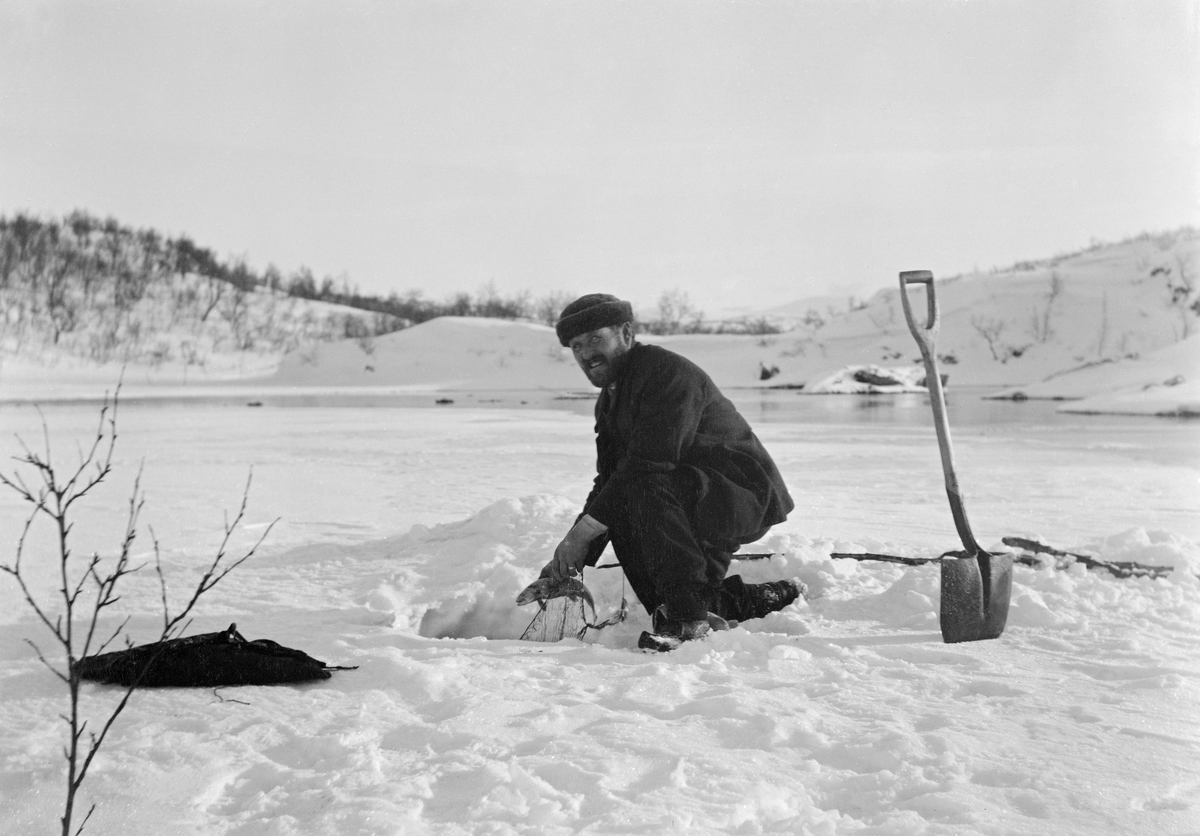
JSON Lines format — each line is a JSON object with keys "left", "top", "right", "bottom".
{"left": 542, "top": 293, "right": 804, "bottom": 649}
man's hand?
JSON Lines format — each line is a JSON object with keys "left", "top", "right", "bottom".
{"left": 544, "top": 515, "right": 608, "bottom": 581}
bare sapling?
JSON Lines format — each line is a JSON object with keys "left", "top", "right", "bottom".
{"left": 1167, "top": 251, "right": 1197, "bottom": 339}
{"left": 971, "top": 314, "right": 1029, "bottom": 364}
{"left": 867, "top": 297, "right": 898, "bottom": 332}
{"left": 1029, "top": 270, "right": 1063, "bottom": 343}
{"left": 0, "top": 391, "right": 275, "bottom": 836}
{"left": 1096, "top": 292, "right": 1109, "bottom": 358}
{"left": 970, "top": 314, "right": 1007, "bottom": 361}
{"left": 650, "top": 288, "right": 705, "bottom": 335}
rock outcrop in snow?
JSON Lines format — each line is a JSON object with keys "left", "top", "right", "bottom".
{"left": 805, "top": 365, "right": 929, "bottom": 394}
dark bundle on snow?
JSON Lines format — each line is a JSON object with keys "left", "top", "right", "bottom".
{"left": 75, "top": 623, "right": 355, "bottom": 687}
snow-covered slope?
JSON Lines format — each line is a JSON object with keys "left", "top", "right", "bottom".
{"left": 270, "top": 317, "right": 584, "bottom": 390}
{"left": 987, "top": 334, "right": 1200, "bottom": 416}
{"left": 807, "top": 230, "right": 1200, "bottom": 386}
{"left": 0, "top": 282, "right": 393, "bottom": 400}
{"left": 264, "top": 230, "right": 1200, "bottom": 402}
{"left": 3, "top": 230, "right": 1197, "bottom": 417}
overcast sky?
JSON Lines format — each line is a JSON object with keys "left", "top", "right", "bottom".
{"left": 2, "top": 0, "right": 1197, "bottom": 316}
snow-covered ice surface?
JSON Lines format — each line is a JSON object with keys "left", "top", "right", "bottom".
{"left": 1, "top": 395, "right": 1198, "bottom": 835}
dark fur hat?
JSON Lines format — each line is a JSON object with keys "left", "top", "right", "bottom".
{"left": 555, "top": 294, "right": 634, "bottom": 346}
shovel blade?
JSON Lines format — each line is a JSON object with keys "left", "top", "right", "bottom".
{"left": 939, "top": 551, "right": 1014, "bottom": 643}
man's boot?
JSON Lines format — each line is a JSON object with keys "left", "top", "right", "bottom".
{"left": 638, "top": 610, "right": 730, "bottom": 652}
{"left": 741, "top": 578, "right": 807, "bottom": 620}
{"left": 714, "top": 576, "right": 808, "bottom": 623}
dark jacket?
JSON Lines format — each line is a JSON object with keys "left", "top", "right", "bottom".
{"left": 582, "top": 343, "right": 793, "bottom": 547}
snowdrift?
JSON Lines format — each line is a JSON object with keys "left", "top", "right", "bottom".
{"left": 364, "top": 495, "right": 1200, "bottom": 648}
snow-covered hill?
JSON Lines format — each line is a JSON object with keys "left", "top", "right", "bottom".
{"left": 3, "top": 230, "right": 1197, "bottom": 415}
{"left": 270, "top": 317, "right": 584, "bottom": 391}
{"left": 990, "top": 334, "right": 1200, "bottom": 417}
{"left": 0, "top": 281, "right": 395, "bottom": 400}
{"left": 266, "top": 228, "right": 1200, "bottom": 404}
{"left": 752, "top": 228, "right": 1200, "bottom": 389}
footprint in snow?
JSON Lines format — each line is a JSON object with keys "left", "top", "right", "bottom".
{"left": 953, "top": 680, "right": 1028, "bottom": 699}
{"left": 1063, "top": 661, "right": 1177, "bottom": 682}
{"left": 912, "top": 713, "right": 953, "bottom": 732}
{"left": 1066, "top": 704, "right": 1104, "bottom": 723}
{"left": 1132, "top": 779, "right": 1200, "bottom": 812}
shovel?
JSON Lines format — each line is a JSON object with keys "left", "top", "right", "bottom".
{"left": 899, "top": 270, "right": 1013, "bottom": 643}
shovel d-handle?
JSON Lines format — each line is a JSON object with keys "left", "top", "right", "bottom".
{"left": 898, "top": 270, "right": 983, "bottom": 557}
{"left": 899, "top": 270, "right": 938, "bottom": 340}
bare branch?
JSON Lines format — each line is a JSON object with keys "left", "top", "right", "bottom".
{"left": 71, "top": 802, "right": 96, "bottom": 836}
{"left": 1, "top": 383, "right": 260, "bottom": 835}
{"left": 161, "top": 470, "right": 276, "bottom": 638}
{"left": 152, "top": 528, "right": 170, "bottom": 634}
{"left": 26, "top": 639, "right": 70, "bottom": 683}
{"left": 93, "top": 616, "right": 132, "bottom": 656}
{"left": 2, "top": 510, "right": 64, "bottom": 639}
{"left": 37, "top": 404, "right": 54, "bottom": 474}
{"left": 0, "top": 469, "right": 33, "bottom": 503}
{"left": 212, "top": 689, "right": 251, "bottom": 706}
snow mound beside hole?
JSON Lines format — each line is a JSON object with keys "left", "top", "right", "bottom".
{"left": 366, "top": 495, "right": 586, "bottom": 640}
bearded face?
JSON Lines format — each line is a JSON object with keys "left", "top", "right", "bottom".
{"left": 568, "top": 322, "right": 635, "bottom": 388}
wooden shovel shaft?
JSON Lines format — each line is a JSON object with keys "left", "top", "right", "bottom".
{"left": 899, "top": 271, "right": 983, "bottom": 556}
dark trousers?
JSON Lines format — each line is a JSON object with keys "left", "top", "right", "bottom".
{"left": 595, "top": 471, "right": 769, "bottom": 623}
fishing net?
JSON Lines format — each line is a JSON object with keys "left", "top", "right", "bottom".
{"left": 518, "top": 575, "right": 628, "bottom": 642}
